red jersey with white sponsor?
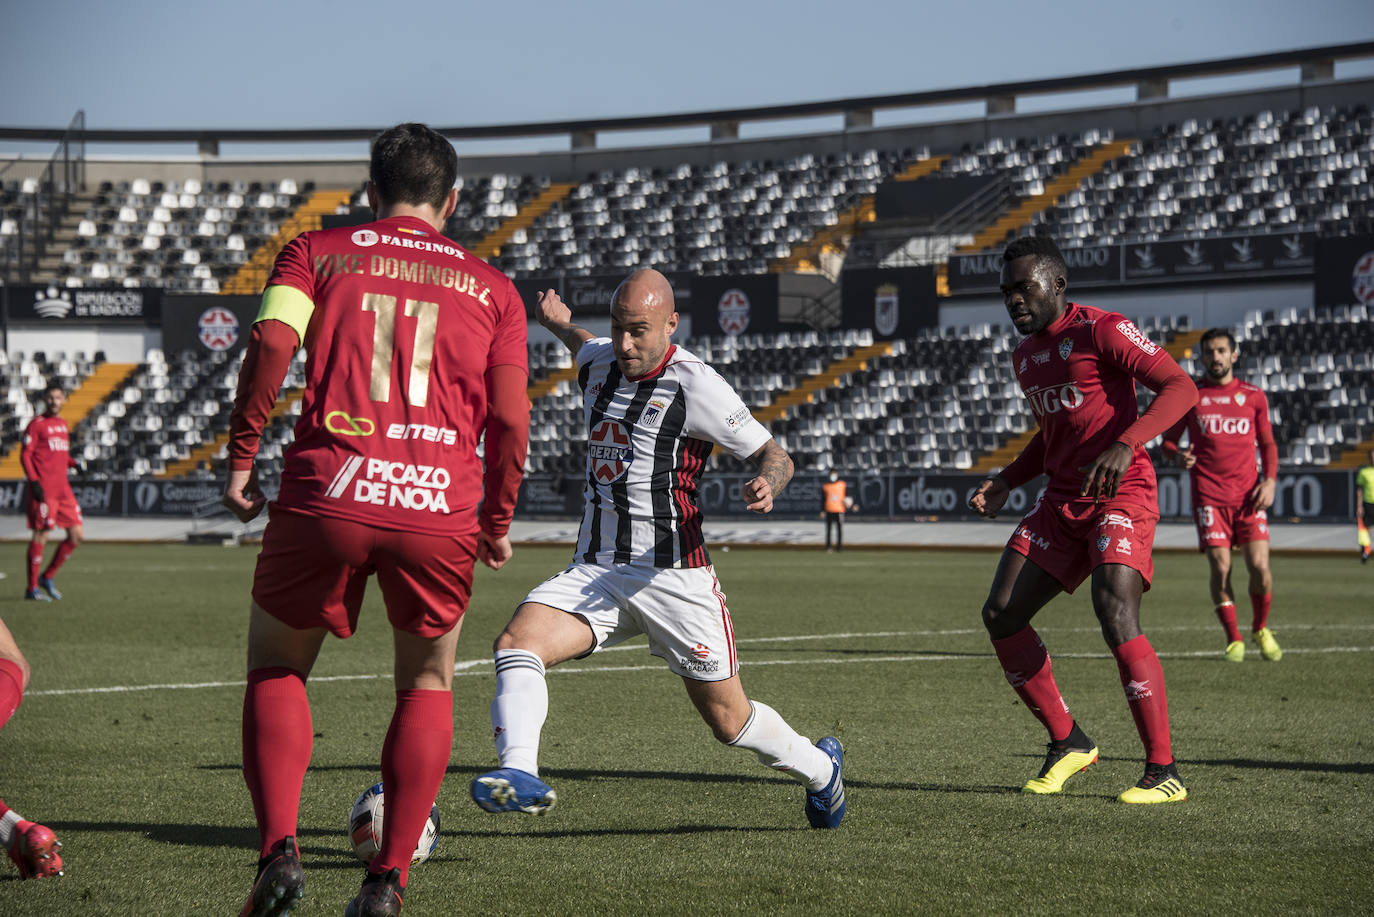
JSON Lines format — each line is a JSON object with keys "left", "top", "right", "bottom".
{"left": 1008, "top": 303, "right": 1175, "bottom": 507}
{"left": 266, "top": 215, "right": 527, "bottom": 535}
{"left": 21, "top": 414, "right": 76, "bottom": 490}
{"left": 1163, "top": 378, "right": 1275, "bottom": 506}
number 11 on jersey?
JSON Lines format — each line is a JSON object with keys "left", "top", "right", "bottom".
{"left": 361, "top": 292, "right": 438, "bottom": 407}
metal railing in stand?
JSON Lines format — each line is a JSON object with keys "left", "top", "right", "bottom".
{"left": 10, "top": 110, "right": 86, "bottom": 283}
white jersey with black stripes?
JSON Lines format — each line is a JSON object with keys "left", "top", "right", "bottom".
{"left": 572, "top": 339, "right": 771, "bottom": 568}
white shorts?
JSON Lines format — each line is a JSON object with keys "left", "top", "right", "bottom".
{"left": 521, "top": 563, "right": 738, "bottom": 682}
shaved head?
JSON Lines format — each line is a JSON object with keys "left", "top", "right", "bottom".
{"left": 609, "top": 269, "right": 678, "bottom": 378}
{"left": 613, "top": 269, "right": 675, "bottom": 318}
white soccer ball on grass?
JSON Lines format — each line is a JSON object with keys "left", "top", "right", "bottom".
{"left": 348, "top": 781, "right": 440, "bottom": 866}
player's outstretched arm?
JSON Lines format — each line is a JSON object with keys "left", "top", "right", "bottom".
{"left": 1084, "top": 328, "right": 1198, "bottom": 499}
{"left": 743, "top": 440, "right": 793, "bottom": 514}
{"left": 535, "top": 289, "right": 595, "bottom": 355}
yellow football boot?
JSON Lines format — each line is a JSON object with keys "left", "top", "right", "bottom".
{"left": 1023, "top": 724, "right": 1098, "bottom": 794}
{"left": 1118, "top": 762, "right": 1188, "bottom": 804}
{"left": 1254, "top": 627, "right": 1282, "bottom": 662}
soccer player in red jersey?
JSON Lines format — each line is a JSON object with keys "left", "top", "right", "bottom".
{"left": 222, "top": 123, "right": 530, "bottom": 917}
{"left": 968, "top": 236, "right": 1198, "bottom": 804}
{"left": 1161, "top": 328, "right": 1281, "bottom": 663}
{"left": 0, "top": 616, "right": 63, "bottom": 879}
{"left": 21, "top": 385, "right": 83, "bottom": 602}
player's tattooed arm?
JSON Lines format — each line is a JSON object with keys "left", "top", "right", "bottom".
{"left": 535, "top": 289, "right": 595, "bottom": 354}
{"left": 743, "top": 439, "right": 794, "bottom": 513}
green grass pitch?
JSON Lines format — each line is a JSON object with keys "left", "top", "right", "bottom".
{"left": 1, "top": 543, "right": 1370, "bottom": 915}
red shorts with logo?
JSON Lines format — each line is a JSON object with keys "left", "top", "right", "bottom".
{"left": 28, "top": 487, "right": 82, "bottom": 531}
{"left": 252, "top": 506, "right": 477, "bottom": 639}
{"left": 1007, "top": 497, "right": 1158, "bottom": 593}
{"left": 1192, "top": 502, "right": 1269, "bottom": 551}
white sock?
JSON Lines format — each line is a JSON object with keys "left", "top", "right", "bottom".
{"left": 490, "top": 649, "right": 548, "bottom": 776}
{"left": 728, "top": 700, "right": 834, "bottom": 791}
{"left": 0, "top": 808, "right": 21, "bottom": 849}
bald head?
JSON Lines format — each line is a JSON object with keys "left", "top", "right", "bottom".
{"left": 613, "top": 269, "right": 675, "bottom": 317}
{"left": 609, "top": 269, "right": 678, "bottom": 378}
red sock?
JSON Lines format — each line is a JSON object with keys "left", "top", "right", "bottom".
{"left": 374, "top": 689, "right": 453, "bottom": 888}
{"left": 991, "top": 627, "right": 1074, "bottom": 741}
{"left": 26, "top": 544, "right": 44, "bottom": 591}
{"left": 1214, "top": 602, "right": 1242, "bottom": 643}
{"left": 42, "top": 540, "right": 76, "bottom": 579}
{"left": 242, "top": 667, "right": 313, "bottom": 859}
{"left": 1113, "top": 635, "right": 1172, "bottom": 765}
{"left": 1250, "top": 592, "right": 1272, "bottom": 632}
{"left": 0, "top": 659, "right": 23, "bottom": 730}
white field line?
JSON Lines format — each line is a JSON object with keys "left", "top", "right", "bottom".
{"left": 27, "top": 624, "right": 1374, "bottom": 697}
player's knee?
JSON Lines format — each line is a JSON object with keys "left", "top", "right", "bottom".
{"left": 1094, "top": 602, "right": 1138, "bottom": 644}
{"left": 981, "top": 599, "right": 1022, "bottom": 636}
{"left": 704, "top": 707, "right": 744, "bottom": 744}
{"left": 492, "top": 630, "right": 525, "bottom": 654}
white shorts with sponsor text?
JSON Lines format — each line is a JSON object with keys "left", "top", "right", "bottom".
{"left": 522, "top": 562, "right": 738, "bottom": 682}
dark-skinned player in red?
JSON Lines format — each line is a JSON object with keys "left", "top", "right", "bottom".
{"left": 968, "top": 235, "right": 1197, "bottom": 804}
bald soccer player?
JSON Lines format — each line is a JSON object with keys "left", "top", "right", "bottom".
{"left": 468, "top": 269, "right": 846, "bottom": 830}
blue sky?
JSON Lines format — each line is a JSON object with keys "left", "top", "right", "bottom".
{"left": 2, "top": 0, "right": 1371, "bottom": 156}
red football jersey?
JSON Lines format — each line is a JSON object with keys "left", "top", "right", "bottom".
{"left": 262, "top": 215, "right": 527, "bottom": 536}
{"left": 1163, "top": 379, "right": 1276, "bottom": 506}
{"left": 1007, "top": 303, "right": 1176, "bottom": 507}
{"left": 21, "top": 414, "right": 76, "bottom": 487}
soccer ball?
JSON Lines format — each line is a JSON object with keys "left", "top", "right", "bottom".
{"left": 348, "top": 782, "right": 440, "bottom": 866}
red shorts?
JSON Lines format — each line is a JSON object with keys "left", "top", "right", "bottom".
{"left": 1007, "top": 496, "right": 1157, "bottom": 593}
{"left": 1193, "top": 503, "right": 1269, "bottom": 551}
{"left": 28, "top": 488, "right": 82, "bottom": 531}
{"left": 251, "top": 507, "right": 477, "bottom": 639}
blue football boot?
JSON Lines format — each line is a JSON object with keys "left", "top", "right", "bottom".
{"left": 470, "top": 767, "right": 557, "bottom": 815}
{"left": 38, "top": 576, "right": 62, "bottom": 600}
{"left": 805, "top": 736, "right": 846, "bottom": 829}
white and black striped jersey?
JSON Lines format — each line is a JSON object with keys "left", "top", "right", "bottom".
{"left": 573, "top": 339, "right": 772, "bottom": 568}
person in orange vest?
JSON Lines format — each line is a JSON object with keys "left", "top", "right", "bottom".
{"left": 822, "top": 471, "right": 851, "bottom": 552}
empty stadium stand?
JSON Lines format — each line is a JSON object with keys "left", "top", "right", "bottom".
{"left": 4, "top": 63, "right": 1373, "bottom": 491}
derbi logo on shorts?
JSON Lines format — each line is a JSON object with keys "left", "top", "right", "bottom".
{"left": 325, "top": 457, "right": 452, "bottom": 513}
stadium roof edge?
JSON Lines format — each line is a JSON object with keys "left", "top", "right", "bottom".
{"left": 1, "top": 41, "right": 1370, "bottom": 152}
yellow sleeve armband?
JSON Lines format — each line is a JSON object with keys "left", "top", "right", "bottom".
{"left": 256, "top": 284, "right": 315, "bottom": 343}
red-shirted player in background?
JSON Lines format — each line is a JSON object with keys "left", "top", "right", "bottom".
{"left": 223, "top": 123, "right": 530, "bottom": 917}
{"left": 1162, "top": 328, "right": 1281, "bottom": 663}
{"left": 21, "top": 385, "right": 83, "bottom": 602}
{"left": 0, "top": 615, "right": 63, "bottom": 878}
{"left": 968, "top": 236, "right": 1198, "bottom": 804}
